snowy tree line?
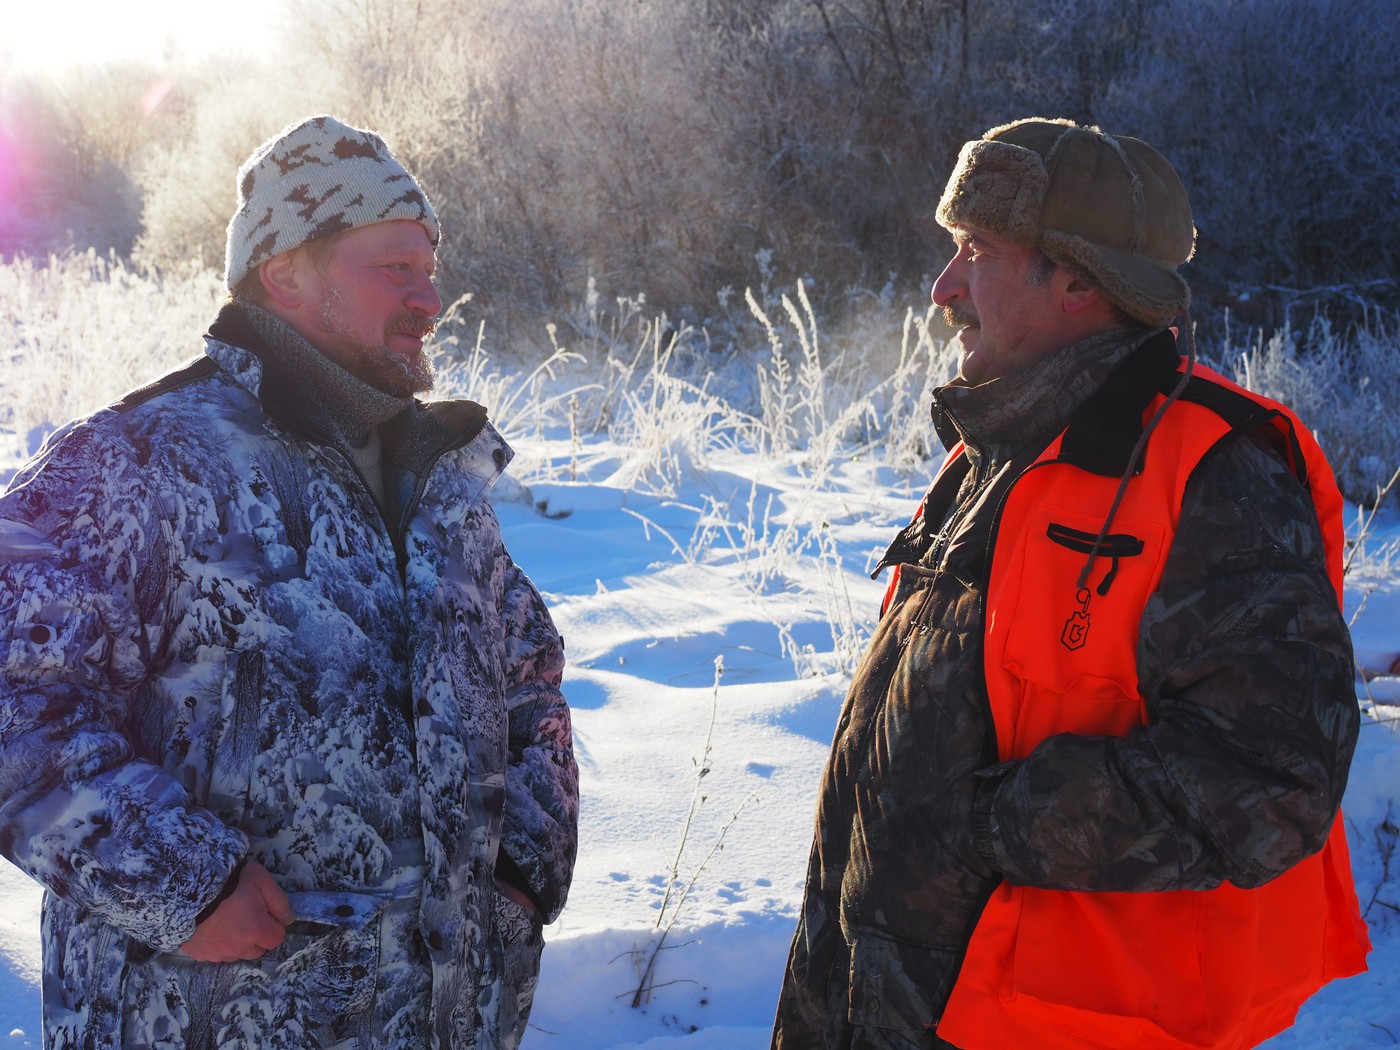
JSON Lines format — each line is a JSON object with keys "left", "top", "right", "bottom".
{"left": 1, "top": 0, "right": 1398, "bottom": 503}
{"left": 4, "top": 0, "right": 1397, "bottom": 327}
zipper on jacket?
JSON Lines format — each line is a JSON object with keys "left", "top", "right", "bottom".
{"left": 925, "top": 455, "right": 992, "bottom": 572}
{"left": 319, "top": 426, "right": 476, "bottom": 577}
{"left": 390, "top": 432, "right": 481, "bottom": 575}
{"left": 324, "top": 441, "right": 397, "bottom": 544}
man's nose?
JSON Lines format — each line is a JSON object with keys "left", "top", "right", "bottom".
{"left": 408, "top": 272, "right": 442, "bottom": 317}
{"left": 931, "top": 257, "right": 965, "bottom": 308}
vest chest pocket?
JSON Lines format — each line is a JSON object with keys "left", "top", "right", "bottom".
{"left": 992, "top": 507, "right": 1169, "bottom": 751}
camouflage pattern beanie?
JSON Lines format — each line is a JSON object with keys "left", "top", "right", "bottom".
{"left": 224, "top": 115, "right": 439, "bottom": 292}
{"left": 937, "top": 117, "right": 1195, "bottom": 326}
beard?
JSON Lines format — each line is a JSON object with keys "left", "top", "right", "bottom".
{"left": 315, "top": 287, "right": 437, "bottom": 397}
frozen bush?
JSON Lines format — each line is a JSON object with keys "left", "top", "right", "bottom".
{"left": 1213, "top": 315, "right": 1400, "bottom": 507}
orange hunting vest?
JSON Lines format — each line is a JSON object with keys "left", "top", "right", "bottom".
{"left": 935, "top": 356, "right": 1370, "bottom": 1050}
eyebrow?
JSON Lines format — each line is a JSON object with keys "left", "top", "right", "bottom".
{"left": 375, "top": 252, "right": 436, "bottom": 271}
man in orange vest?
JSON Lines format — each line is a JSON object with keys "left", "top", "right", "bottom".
{"left": 773, "top": 118, "right": 1370, "bottom": 1050}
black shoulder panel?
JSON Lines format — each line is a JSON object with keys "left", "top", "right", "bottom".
{"left": 1057, "top": 330, "right": 1181, "bottom": 477}
{"left": 1165, "top": 370, "right": 1306, "bottom": 484}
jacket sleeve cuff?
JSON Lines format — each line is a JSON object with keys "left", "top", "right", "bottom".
{"left": 494, "top": 850, "right": 543, "bottom": 912}
{"left": 193, "top": 856, "right": 248, "bottom": 927}
{"left": 971, "top": 772, "right": 1005, "bottom": 872}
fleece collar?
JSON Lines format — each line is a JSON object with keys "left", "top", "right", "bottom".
{"left": 203, "top": 302, "right": 494, "bottom": 480}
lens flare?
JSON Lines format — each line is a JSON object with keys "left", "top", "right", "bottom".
{"left": 0, "top": 125, "right": 28, "bottom": 245}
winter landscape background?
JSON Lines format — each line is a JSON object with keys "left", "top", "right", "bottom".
{"left": 1, "top": 254, "right": 1398, "bottom": 1049}
{"left": 4, "top": 0, "right": 1400, "bottom": 1045}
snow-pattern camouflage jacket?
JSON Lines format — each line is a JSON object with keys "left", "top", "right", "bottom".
{"left": 0, "top": 306, "right": 578, "bottom": 1047}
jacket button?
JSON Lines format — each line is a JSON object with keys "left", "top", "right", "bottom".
{"left": 28, "top": 624, "right": 52, "bottom": 644}
{"left": 350, "top": 965, "right": 368, "bottom": 980}
{"left": 417, "top": 698, "right": 432, "bottom": 716}
{"left": 866, "top": 996, "right": 881, "bottom": 1013}
{"left": 335, "top": 904, "right": 355, "bottom": 918}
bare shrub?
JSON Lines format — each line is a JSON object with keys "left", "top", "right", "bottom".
{"left": 344, "top": 0, "right": 771, "bottom": 336}
{"left": 0, "top": 252, "right": 224, "bottom": 456}
{"left": 1213, "top": 315, "right": 1400, "bottom": 507}
{"left": 133, "top": 66, "right": 351, "bottom": 277}
{"left": 11, "top": 0, "right": 1396, "bottom": 338}
{"left": 1097, "top": 0, "right": 1400, "bottom": 329}
{"left": 0, "top": 64, "right": 184, "bottom": 258}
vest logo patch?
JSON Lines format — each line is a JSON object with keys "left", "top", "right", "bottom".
{"left": 1061, "top": 588, "right": 1092, "bottom": 651}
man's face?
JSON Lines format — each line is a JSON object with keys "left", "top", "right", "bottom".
{"left": 931, "top": 225, "right": 1068, "bottom": 385}
{"left": 301, "top": 220, "right": 442, "bottom": 396}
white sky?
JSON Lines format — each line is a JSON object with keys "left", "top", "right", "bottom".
{"left": 1, "top": 0, "right": 283, "bottom": 75}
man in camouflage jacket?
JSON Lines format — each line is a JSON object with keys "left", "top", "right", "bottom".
{"left": 0, "top": 116, "right": 577, "bottom": 1048}
{"left": 773, "top": 119, "right": 1367, "bottom": 1049}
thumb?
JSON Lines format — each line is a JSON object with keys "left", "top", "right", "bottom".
{"left": 245, "top": 860, "right": 295, "bottom": 926}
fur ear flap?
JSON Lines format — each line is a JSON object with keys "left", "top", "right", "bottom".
{"left": 936, "top": 118, "right": 1195, "bottom": 326}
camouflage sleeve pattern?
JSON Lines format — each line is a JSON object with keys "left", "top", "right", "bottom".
{"left": 496, "top": 544, "right": 578, "bottom": 923}
{"left": 975, "top": 429, "right": 1358, "bottom": 892}
{"left": 0, "top": 424, "right": 247, "bottom": 950}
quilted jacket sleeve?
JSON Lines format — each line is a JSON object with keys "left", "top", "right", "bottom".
{"left": 496, "top": 548, "right": 578, "bottom": 923}
{"left": 974, "top": 429, "right": 1359, "bottom": 892}
{"left": 0, "top": 424, "right": 247, "bottom": 950}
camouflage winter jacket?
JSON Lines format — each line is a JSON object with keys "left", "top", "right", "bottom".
{"left": 773, "top": 327, "right": 1359, "bottom": 1049}
{"left": 0, "top": 307, "right": 578, "bottom": 1047}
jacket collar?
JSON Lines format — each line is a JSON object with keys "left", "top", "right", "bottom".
{"left": 203, "top": 301, "right": 493, "bottom": 477}
{"left": 932, "top": 325, "right": 1169, "bottom": 470}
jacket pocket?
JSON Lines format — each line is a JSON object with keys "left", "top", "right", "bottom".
{"left": 1043, "top": 523, "right": 1144, "bottom": 596}
{"left": 3, "top": 578, "right": 107, "bottom": 686}
{"left": 847, "top": 925, "right": 959, "bottom": 1033}
{"left": 272, "top": 889, "right": 389, "bottom": 1021}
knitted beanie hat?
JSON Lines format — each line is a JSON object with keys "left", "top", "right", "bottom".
{"left": 224, "top": 115, "right": 439, "bottom": 292}
{"left": 936, "top": 118, "right": 1196, "bottom": 326}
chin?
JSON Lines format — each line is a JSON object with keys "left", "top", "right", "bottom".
{"left": 956, "top": 345, "right": 986, "bottom": 384}
{"left": 347, "top": 345, "right": 435, "bottom": 396}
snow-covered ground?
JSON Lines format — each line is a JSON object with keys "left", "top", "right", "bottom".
{"left": 1, "top": 424, "right": 1397, "bottom": 1049}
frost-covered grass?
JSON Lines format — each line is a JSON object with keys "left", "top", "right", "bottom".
{"left": 4, "top": 254, "right": 1396, "bottom": 506}
{"left": 0, "top": 251, "right": 223, "bottom": 460}
{"left": 1209, "top": 314, "right": 1400, "bottom": 508}
{"left": 2, "top": 257, "right": 1400, "bottom": 1047}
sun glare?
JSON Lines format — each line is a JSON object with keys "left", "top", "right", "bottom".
{"left": 2, "top": 0, "right": 278, "bottom": 76}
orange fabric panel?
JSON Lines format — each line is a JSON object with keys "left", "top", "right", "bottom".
{"left": 938, "top": 364, "right": 1368, "bottom": 1049}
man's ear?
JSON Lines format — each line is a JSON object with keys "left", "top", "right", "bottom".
{"left": 257, "top": 250, "right": 306, "bottom": 309}
{"left": 1061, "top": 274, "right": 1106, "bottom": 316}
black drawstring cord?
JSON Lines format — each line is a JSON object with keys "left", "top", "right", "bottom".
{"left": 1075, "top": 316, "right": 1198, "bottom": 593}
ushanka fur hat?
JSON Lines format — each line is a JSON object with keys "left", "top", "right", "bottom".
{"left": 937, "top": 117, "right": 1196, "bottom": 326}
{"left": 224, "top": 115, "right": 439, "bottom": 292}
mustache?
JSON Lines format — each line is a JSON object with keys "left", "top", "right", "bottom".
{"left": 390, "top": 311, "right": 437, "bottom": 340}
{"left": 943, "top": 305, "right": 978, "bottom": 330}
